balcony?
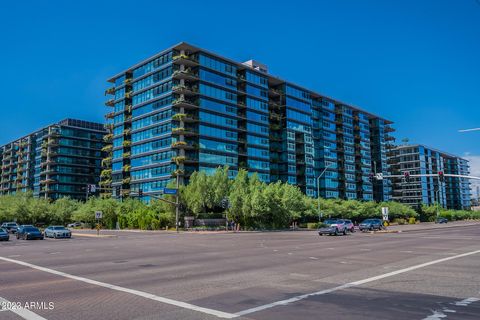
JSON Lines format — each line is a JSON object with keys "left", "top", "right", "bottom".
{"left": 101, "top": 157, "right": 112, "bottom": 167}
{"left": 172, "top": 156, "right": 186, "bottom": 164}
{"left": 105, "top": 111, "right": 115, "bottom": 119}
{"left": 103, "top": 133, "right": 113, "bottom": 142}
{"left": 172, "top": 69, "right": 198, "bottom": 81}
{"left": 100, "top": 169, "right": 112, "bottom": 178}
{"left": 172, "top": 84, "right": 198, "bottom": 96}
{"left": 122, "top": 140, "right": 131, "bottom": 148}
{"left": 122, "top": 177, "right": 131, "bottom": 184}
{"left": 105, "top": 87, "right": 115, "bottom": 95}
{"left": 171, "top": 127, "right": 197, "bottom": 136}
{"left": 101, "top": 145, "right": 113, "bottom": 152}
{"left": 105, "top": 99, "right": 115, "bottom": 107}
{"left": 122, "top": 165, "right": 131, "bottom": 172}
{"left": 124, "top": 78, "right": 132, "bottom": 85}
{"left": 172, "top": 98, "right": 199, "bottom": 110}
{"left": 172, "top": 54, "right": 199, "bottom": 66}
{"left": 171, "top": 141, "right": 196, "bottom": 150}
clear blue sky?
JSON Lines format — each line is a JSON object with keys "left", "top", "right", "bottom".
{"left": 1, "top": 0, "right": 479, "bottom": 160}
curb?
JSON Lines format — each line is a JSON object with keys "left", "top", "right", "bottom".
{"left": 71, "top": 233, "right": 117, "bottom": 238}
{"left": 373, "top": 223, "right": 480, "bottom": 234}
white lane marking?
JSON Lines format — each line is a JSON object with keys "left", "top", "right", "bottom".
{"left": 236, "top": 249, "right": 480, "bottom": 316}
{"left": 400, "top": 251, "right": 414, "bottom": 254}
{"left": 454, "top": 297, "right": 480, "bottom": 306}
{"left": 359, "top": 248, "right": 371, "bottom": 251}
{"left": 423, "top": 310, "right": 447, "bottom": 320}
{"left": 0, "top": 257, "right": 236, "bottom": 319}
{"left": 309, "top": 257, "right": 319, "bottom": 260}
{"left": 7, "top": 255, "right": 21, "bottom": 258}
{"left": 0, "top": 297, "right": 48, "bottom": 320}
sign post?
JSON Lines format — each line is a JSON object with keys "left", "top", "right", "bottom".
{"left": 381, "top": 207, "right": 389, "bottom": 227}
{"left": 95, "top": 211, "right": 103, "bottom": 236}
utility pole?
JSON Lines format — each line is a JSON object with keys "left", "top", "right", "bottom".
{"left": 317, "top": 164, "right": 332, "bottom": 222}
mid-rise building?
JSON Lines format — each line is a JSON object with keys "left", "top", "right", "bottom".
{"left": 0, "top": 119, "right": 106, "bottom": 200}
{"left": 104, "top": 42, "right": 394, "bottom": 201}
{"left": 389, "top": 144, "right": 470, "bottom": 210}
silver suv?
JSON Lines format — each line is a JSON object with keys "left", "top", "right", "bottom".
{"left": 318, "top": 219, "right": 349, "bottom": 236}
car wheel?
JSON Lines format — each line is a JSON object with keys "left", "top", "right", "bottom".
{"left": 343, "top": 229, "right": 347, "bottom": 235}
{"left": 351, "top": 228, "right": 355, "bottom": 233}
{"left": 369, "top": 226, "right": 373, "bottom": 231}
{"left": 54, "top": 234, "right": 57, "bottom": 239}
{"left": 334, "top": 228, "right": 339, "bottom": 236}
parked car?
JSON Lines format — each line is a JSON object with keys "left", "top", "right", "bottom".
{"left": 341, "top": 219, "right": 355, "bottom": 233}
{"left": 44, "top": 226, "right": 72, "bottom": 239}
{"left": 318, "top": 219, "right": 349, "bottom": 236}
{"left": 16, "top": 226, "right": 44, "bottom": 240}
{"left": 435, "top": 218, "right": 448, "bottom": 224}
{"left": 1, "top": 222, "right": 19, "bottom": 234}
{"left": 67, "top": 222, "right": 82, "bottom": 228}
{"left": 0, "top": 227, "right": 10, "bottom": 241}
{"left": 359, "top": 219, "right": 384, "bottom": 231}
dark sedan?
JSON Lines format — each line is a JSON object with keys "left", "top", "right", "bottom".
{"left": 359, "top": 218, "right": 384, "bottom": 231}
{"left": 16, "top": 226, "right": 44, "bottom": 240}
{"left": 0, "top": 228, "right": 9, "bottom": 241}
{"left": 435, "top": 218, "right": 448, "bottom": 224}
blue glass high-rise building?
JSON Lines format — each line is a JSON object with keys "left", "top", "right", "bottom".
{"left": 0, "top": 119, "right": 106, "bottom": 200}
{"left": 104, "top": 42, "right": 394, "bottom": 201}
{"left": 390, "top": 144, "right": 470, "bottom": 210}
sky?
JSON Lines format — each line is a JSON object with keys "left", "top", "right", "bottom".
{"left": 0, "top": 0, "right": 479, "bottom": 183}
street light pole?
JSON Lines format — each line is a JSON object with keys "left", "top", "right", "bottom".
{"left": 317, "top": 164, "right": 332, "bottom": 222}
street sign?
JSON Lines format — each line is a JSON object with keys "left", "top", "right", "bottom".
{"left": 163, "top": 188, "right": 178, "bottom": 195}
{"left": 376, "top": 173, "right": 384, "bottom": 180}
{"left": 381, "top": 207, "right": 389, "bottom": 221}
{"left": 95, "top": 211, "right": 103, "bottom": 219}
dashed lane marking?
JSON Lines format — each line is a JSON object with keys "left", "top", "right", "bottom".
{"left": 0, "top": 256, "right": 237, "bottom": 319}
{"left": 235, "top": 249, "right": 480, "bottom": 317}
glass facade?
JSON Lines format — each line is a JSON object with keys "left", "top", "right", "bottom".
{"left": 0, "top": 119, "right": 105, "bottom": 200}
{"left": 104, "top": 43, "right": 395, "bottom": 201}
{"left": 390, "top": 145, "right": 471, "bottom": 210}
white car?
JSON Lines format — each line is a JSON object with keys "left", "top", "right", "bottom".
{"left": 44, "top": 226, "right": 72, "bottom": 239}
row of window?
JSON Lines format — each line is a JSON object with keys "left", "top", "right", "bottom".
{"left": 133, "top": 81, "right": 172, "bottom": 106}
{"left": 200, "top": 69, "right": 236, "bottom": 89}
{"left": 199, "top": 84, "right": 236, "bottom": 103}
{"left": 132, "top": 123, "right": 172, "bottom": 142}
{"left": 132, "top": 109, "right": 172, "bottom": 130}
{"left": 132, "top": 95, "right": 173, "bottom": 118}
{"left": 199, "top": 54, "right": 237, "bottom": 76}
{"left": 131, "top": 164, "right": 174, "bottom": 181}
{"left": 132, "top": 137, "right": 172, "bottom": 156}
{"left": 130, "top": 151, "right": 174, "bottom": 168}
{"left": 133, "top": 51, "right": 172, "bottom": 79}
{"left": 133, "top": 66, "right": 173, "bottom": 92}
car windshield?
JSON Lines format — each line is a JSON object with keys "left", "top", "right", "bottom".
{"left": 53, "top": 226, "right": 67, "bottom": 230}
{"left": 362, "top": 219, "right": 374, "bottom": 223}
{"left": 0, "top": 228, "right": 7, "bottom": 233}
{"left": 7, "top": 223, "right": 17, "bottom": 226}
{"left": 24, "top": 227, "right": 39, "bottom": 232}
{"left": 324, "top": 219, "right": 339, "bottom": 225}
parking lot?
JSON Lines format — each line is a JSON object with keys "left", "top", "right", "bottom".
{"left": 1, "top": 223, "right": 480, "bottom": 320}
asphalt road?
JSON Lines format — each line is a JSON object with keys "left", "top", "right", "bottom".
{"left": 1, "top": 224, "right": 479, "bottom": 320}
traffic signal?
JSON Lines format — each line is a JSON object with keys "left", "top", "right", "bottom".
{"left": 115, "top": 186, "right": 121, "bottom": 197}
{"left": 404, "top": 171, "right": 411, "bottom": 183}
{"left": 438, "top": 171, "right": 445, "bottom": 183}
{"left": 138, "top": 189, "right": 143, "bottom": 197}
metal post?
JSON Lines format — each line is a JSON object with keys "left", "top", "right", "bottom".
{"left": 175, "top": 173, "right": 179, "bottom": 233}
{"left": 317, "top": 164, "right": 331, "bottom": 222}
{"left": 85, "top": 184, "right": 89, "bottom": 201}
